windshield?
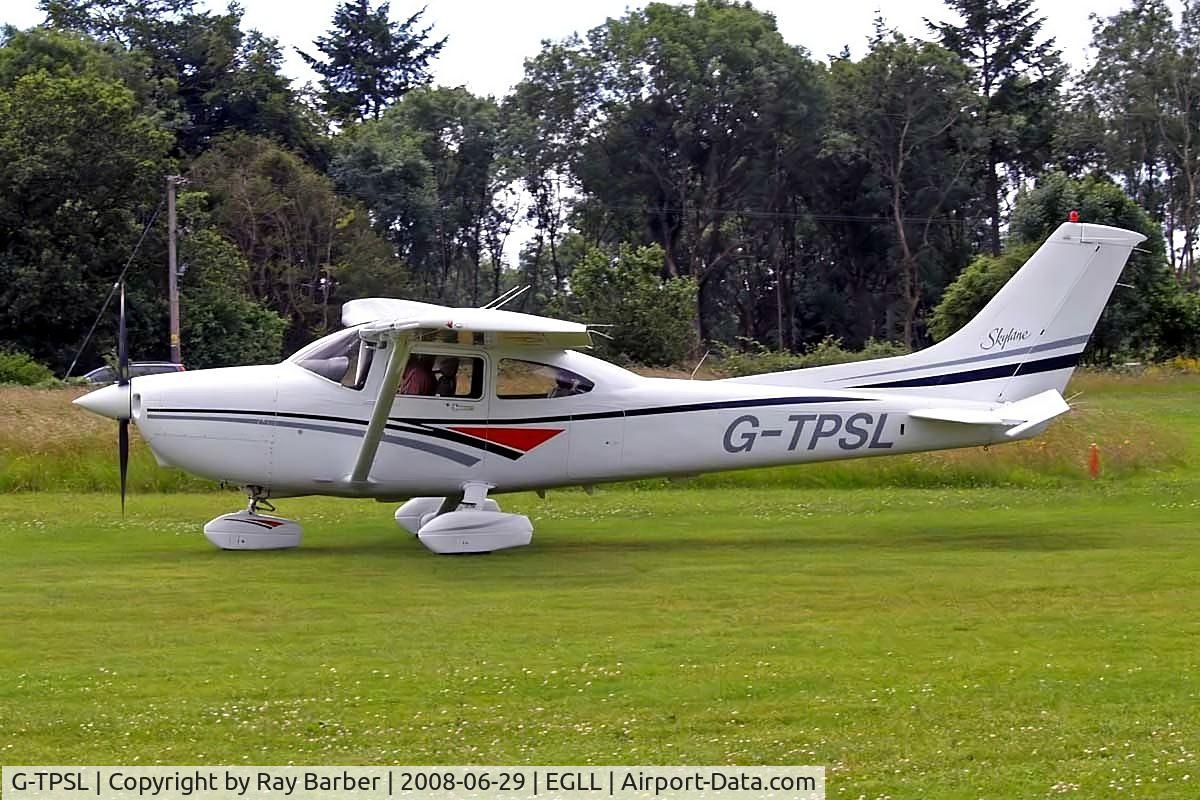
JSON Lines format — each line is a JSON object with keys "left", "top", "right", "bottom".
{"left": 293, "top": 328, "right": 375, "bottom": 389}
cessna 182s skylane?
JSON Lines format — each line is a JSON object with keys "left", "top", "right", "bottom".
{"left": 75, "top": 220, "right": 1144, "bottom": 554}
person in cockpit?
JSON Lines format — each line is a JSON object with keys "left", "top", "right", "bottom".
{"left": 434, "top": 357, "right": 459, "bottom": 397}
{"left": 401, "top": 354, "right": 437, "bottom": 396}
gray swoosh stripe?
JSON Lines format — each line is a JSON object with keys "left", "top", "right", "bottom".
{"left": 833, "top": 334, "right": 1091, "bottom": 382}
{"left": 145, "top": 413, "right": 481, "bottom": 466}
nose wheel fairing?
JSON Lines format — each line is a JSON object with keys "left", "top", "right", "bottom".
{"left": 203, "top": 511, "right": 302, "bottom": 550}
{"left": 204, "top": 489, "right": 301, "bottom": 550}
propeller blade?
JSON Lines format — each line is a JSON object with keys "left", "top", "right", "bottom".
{"left": 117, "top": 281, "right": 131, "bottom": 514}
{"left": 117, "top": 281, "right": 129, "bottom": 385}
{"left": 118, "top": 417, "right": 129, "bottom": 515}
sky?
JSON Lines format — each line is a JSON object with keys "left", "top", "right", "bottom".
{"left": 0, "top": 0, "right": 1149, "bottom": 98}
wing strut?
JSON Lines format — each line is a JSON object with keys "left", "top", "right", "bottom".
{"left": 349, "top": 333, "right": 412, "bottom": 484}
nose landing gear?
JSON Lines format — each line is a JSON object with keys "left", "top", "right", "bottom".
{"left": 202, "top": 486, "right": 302, "bottom": 550}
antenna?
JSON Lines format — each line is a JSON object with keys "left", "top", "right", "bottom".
{"left": 481, "top": 285, "right": 530, "bottom": 310}
{"left": 690, "top": 349, "right": 711, "bottom": 380}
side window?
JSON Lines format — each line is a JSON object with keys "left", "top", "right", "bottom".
{"left": 399, "top": 353, "right": 483, "bottom": 399}
{"left": 496, "top": 359, "right": 594, "bottom": 399}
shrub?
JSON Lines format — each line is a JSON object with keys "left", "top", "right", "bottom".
{"left": 0, "top": 349, "right": 55, "bottom": 385}
{"left": 570, "top": 243, "right": 698, "bottom": 366}
{"left": 928, "top": 244, "right": 1036, "bottom": 342}
{"left": 1163, "top": 356, "right": 1200, "bottom": 374}
{"left": 179, "top": 228, "right": 288, "bottom": 368}
{"left": 713, "top": 336, "right": 908, "bottom": 378}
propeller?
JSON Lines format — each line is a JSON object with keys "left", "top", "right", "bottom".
{"left": 117, "top": 282, "right": 130, "bottom": 514}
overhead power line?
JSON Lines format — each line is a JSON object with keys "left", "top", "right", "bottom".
{"left": 65, "top": 195, "right": 167, "bottom": 379}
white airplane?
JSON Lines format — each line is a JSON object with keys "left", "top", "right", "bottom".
{"left": 75, "top": 220, "right": 1144, "bottom": 554}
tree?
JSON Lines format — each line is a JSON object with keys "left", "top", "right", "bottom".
{"left": 1165, "top": 1, "right": 1200, "bottom": 286}
{"left": 927, "top": 242, "right": 1035, "bottom": 341}
{"left": 1084, "top": 1, "right": 1177, "bottom": 229}
{"left": 0, "top": 24, "right": 152, "bottom": 94}
{"left": 515, "top": 0, "right": 827, "bottom": 345}
{"left": 176, "top": 218, "right": 288, "bottom": 368}
{"left": 333, "top": 118, "right": 435, "bottom": 263}
{"left": 825, "top": 34, "right": 976, "bottom": 347}
{"left": 300, "top": 0, "right": 445, "bottom": 124}
{"left": 189, "top": 135, "right": 404, "bottom": 349}
{"left": 930, "top": 0, "right": 1064, "bottom": 255}
{"left": 0, "top": 68, "right": 172, "bottom": 370}
{"left": 1087, "top": 1, "right": 1200, "bottom": 286}
{"left": 568, "top": 244, "right": 698, "bottom": 365}
{"left": 392, "top": 87, "right": 503, "bottom": 305}
{"left": 505, "top": 37, "right": 599, "bottom": 299}
{"left": 930, "top": 172, "right": 1181, "bottom": 359}
{"left": 41, "top": 0, "right": 325, "bottom": 157}
{"left": 333, "top": 87, "right": 509, "bottom": 306}
{"left": 39, "top": 0, "right": 194, "bottom": 49}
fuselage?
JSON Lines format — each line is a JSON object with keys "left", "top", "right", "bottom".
{"left": 118, "top": 338, "right": 1028, "bottom": 499}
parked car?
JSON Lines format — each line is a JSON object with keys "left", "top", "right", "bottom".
{"left": 82, "top": 361, "right": 186, "bottom": 383}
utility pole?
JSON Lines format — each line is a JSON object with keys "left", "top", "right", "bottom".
{"left": 167, "top": 175, "right": 184, "bottom": 364}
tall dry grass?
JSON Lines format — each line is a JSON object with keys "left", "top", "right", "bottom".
{"left": 0, "top": 386, "right": 209, "bottom": 492}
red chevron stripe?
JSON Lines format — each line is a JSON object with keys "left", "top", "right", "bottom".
{"left": 446, "top": 426, "right": 564, "bottom": 452}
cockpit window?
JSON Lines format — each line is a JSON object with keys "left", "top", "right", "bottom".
{"left": 296, "top": 328, "right": 375, "bottom": 390}
{"left": 496, "top": 359, "right": 593, "bottom": 399}
{"left": 398, "top": 353, "right": 484, "bottom": 399}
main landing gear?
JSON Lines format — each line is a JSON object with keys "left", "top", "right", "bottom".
{"left": 395, "top": 481, "right": 532, "bottom": 554}
{"left": 203, "top": 486, "right": 302, "bottom": 550}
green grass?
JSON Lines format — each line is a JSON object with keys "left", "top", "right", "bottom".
{"left": 1, "top": 373, "right": 1199, "bottom": 798}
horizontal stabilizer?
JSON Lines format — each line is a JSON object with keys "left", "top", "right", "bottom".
{"left": 911, "top": 389, "right": 1070, "bottom": 438}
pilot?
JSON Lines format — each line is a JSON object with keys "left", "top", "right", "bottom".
{"left": 433, "top": 357, "right": 460, "bottom": 397}
{"left": 401, "top": 354, "right": 437, "bottom": 396}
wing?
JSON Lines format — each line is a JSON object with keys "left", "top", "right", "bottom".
{"left": 345, "top": 298, "right": 592, "bottom": 349}
{"left": 342, "top": 297, "right": 447, "bottom": 327}
{"left": 910, "top": 389, "right": 1070, "bottom": 438}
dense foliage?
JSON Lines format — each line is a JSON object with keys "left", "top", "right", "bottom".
{"left": 566, "top": 244, "right": 698, "bottom": 366}
{"left": 2, "top": 0, "right": 1200, "bottom": 374}
{"left": 0, "top": 349, "right": 55, "bottom": 384}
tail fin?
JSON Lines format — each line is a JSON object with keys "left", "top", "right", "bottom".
{"left": 728, "top": 222, "right": 1146, "bottom": 401}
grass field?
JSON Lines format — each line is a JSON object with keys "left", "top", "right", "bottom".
{"left": 1, "top": 373, "right": 1199, "bottom": 798}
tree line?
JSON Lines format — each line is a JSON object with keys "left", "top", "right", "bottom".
{"left": 1, "top": 0, "right": 1199, "bottom": 373}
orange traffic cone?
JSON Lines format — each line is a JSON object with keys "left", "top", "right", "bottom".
{"left": 1088, "top": 443, "right": 1101, "bottom": 479}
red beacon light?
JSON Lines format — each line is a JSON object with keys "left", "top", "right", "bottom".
{"left": 1068, "top": 210, "right": 1080, "bottom": 223}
